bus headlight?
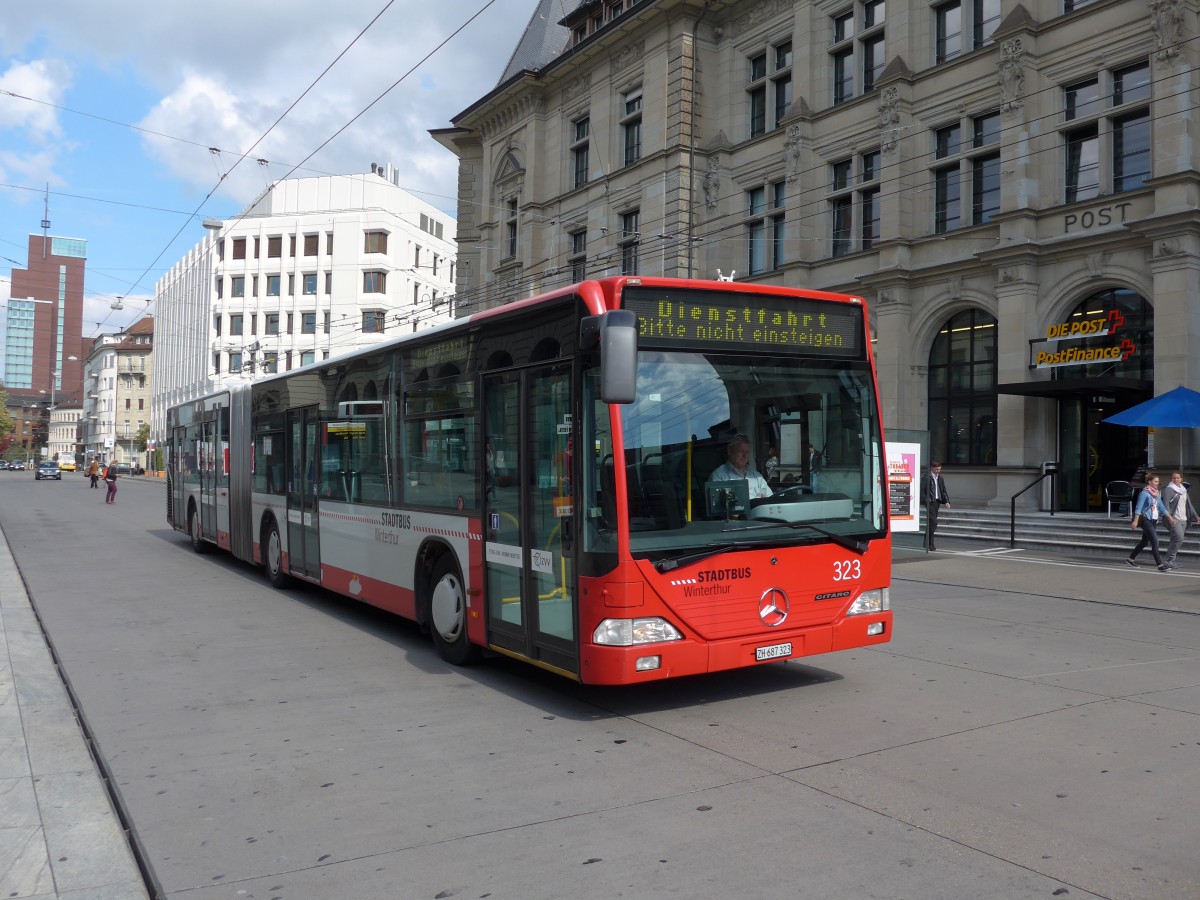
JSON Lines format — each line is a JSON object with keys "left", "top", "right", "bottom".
{"left": 847, "top": 587, "right": 890, "bottom": 615}
{"left": 593, "top": 617, "right": 684, "bottom": 646}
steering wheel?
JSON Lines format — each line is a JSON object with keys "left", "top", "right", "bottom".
{"left": 769, "top": 484, "right": 811, "bottom": 502}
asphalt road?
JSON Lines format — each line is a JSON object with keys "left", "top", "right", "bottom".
{"left": 3, "top": 473, "right": 1199, "bottom": 899}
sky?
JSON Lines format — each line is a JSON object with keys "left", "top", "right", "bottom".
{"left": 0, "top": 0, "right": 547, "bottom": 367}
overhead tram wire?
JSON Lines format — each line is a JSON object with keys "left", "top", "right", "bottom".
{"left": 129, "top": 0, "right": 508, "bottom": 357}
{"left": 88, "top": 0, "right": 404, "bottom": 337}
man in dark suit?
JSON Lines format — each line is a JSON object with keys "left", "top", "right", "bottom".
{"left": 922, "top": 460, "right": 950, "bottom": 551}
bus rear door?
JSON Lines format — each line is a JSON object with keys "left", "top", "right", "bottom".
{"left": 483, "top": 364, "right": 577, "bottom": 676}
{"left": 285, "top": 405, "right": 322, "bottom": 580}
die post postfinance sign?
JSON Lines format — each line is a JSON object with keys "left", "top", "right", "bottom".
{"left": 1035, "top": 308, "right": 1137, "bottom": 369}
{"left": 623, "top": 287, "right": 863, "bottom": 358}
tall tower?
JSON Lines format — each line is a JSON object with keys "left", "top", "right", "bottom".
{"left": 5, "top": 233, "right": 87, "bottom": 408}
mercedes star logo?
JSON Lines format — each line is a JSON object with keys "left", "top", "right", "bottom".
{"left": 758, "top": 588, "right": 789, "bottom": 627}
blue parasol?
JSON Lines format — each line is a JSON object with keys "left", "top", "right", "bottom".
{"left": 1103, "top": 385, "right": 1200, "bottom": 469}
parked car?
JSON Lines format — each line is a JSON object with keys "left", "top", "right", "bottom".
{"left": 10, "top": 460, "right": 26, "bottom": 471}
{"left": 35, "top": 460, "right": 61, "bottom": 480}
{"left": 0, "top": 461, "right": 8, "bottom": 470}
{"left": 114, "top": 463, "right": 132, "bottom": 475}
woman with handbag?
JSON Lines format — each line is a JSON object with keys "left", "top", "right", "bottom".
{"left": 1127, "top": 472, "right": 1173, "bottom": 571}
{"left": 104, "top": 462, "right": 119, "bottom": 504}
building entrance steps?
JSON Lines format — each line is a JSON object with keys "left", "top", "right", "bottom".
{"left": 922, "top": 506, "right": 1198, "bottom": 564}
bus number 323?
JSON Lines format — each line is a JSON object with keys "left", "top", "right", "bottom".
{"left": 833, "top": 559, "right": 862, "bottom": 581}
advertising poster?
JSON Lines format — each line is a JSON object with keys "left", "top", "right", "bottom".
{"left": 885, "top": 442, "right": 920, "bottom": 532}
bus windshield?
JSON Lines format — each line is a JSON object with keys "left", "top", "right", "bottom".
{"left": 586, "top": 349, "right": 886, "bottom": 559}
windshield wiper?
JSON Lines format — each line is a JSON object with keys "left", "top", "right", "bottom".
{"left": 709, "top": 519, "right": 872, "bottom": 554}
{"left": 653, "top": 544, "right": 739, "bottom": 573}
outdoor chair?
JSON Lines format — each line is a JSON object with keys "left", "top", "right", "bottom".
{"left": 1105, "top": 480, "right": 1134, "bottom": 518}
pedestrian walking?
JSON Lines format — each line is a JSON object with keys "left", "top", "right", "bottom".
{"left": 104, "top": 462, "right": 119, "bottom": 504}
{"left": 807, "top": 443, "right": 823, "bottom": 492}
{"left": 88, "top": 458, "right": 100, "bottom": 489}
{"left": 921, "top": 460, "right": 950, "bottom": 551}
{"left": 1127, "top": 472, "right": 1173, "bottom": 571}
{"left": 1162, "top": 471, "right": 1198, "bottom": 568}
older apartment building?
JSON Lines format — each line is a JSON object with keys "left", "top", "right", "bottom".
{"left": 82, "top": 316, "right": 154, "bottom": 468}
{"left": 434, "top": 0, "right": 1196, "bottom": 511}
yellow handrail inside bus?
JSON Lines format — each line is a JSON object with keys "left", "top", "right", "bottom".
{"left": 499, "top": 519, "right": 571, "bottom": 605}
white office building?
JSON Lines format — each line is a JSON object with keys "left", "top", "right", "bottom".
{"left": 151, "top": 165, "right": 457, "bottom": 443}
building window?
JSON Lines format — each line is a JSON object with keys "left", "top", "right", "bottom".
{"left": 1062, "top": 61, "right": 1151, "bottom": 204}
{"left": 287, "top": 313, "right": 294, "bottom": 334}
{"left": 505, "top": 197, "right": 519, "bottom": 259}
{"left": 831, "top": 195, "right": 853, "bottom": 257}
{"left": 302, "top": 273, "right": 317, "bottom": 295}
{"left": 230, "top": 314, "right": 243, "bottom": 336}
{"left": 829, "top": 151, "right": 881, "bottom": 254}
{"left": 302, "top": 312, "right": 316, "bottom": 335}
{"left": 265, "top": 313, "right": 280, "bottom": 335}
{"left": 619, "top": 210, "right": 639, "bottom": 275}
{"left": 364, "top": 230, "right": 388, "bottom": 254}
{"left": 229, "top": 352, "right": 243, "bottom": 373}
{"left": 363, "top": 271, "right": 386, "bottom": 293}
{"left": 974, "top": 0, "right": 1001, "bottom": 47}
{"left": 289, "top": 235, "right": 296, "bottom": 257}
{"left": 325, "top": 272, "right": 332, "bottom": 293}
{"left": 214, "top": 314, "right": 222, "bottom": 337}
{"left": 362, "top": 310, "right": 386, "bottom": 334}
{"left": 301, "top": 350, "right": 315, "bottom": 367}
{"left": 263, "top": 353, "right": 278, "bottom": 374}
{"left": 936, "top": 2, "right": 962, "bottom": 63}
{"left": 933, "top": 112, "right": 1000, "bottom": 231}
{"left": 215, "top": 277, "right": 223, "bottom": 300}
{"left": 934, "top": 165, "right": 961, "bottom": 234}
{"left": 232, "top": 238, "right": 246, "bottom": 260}
{"left": 622, "top": 89, "right": 642, "bottom": 165}
{"left": 231, "top": 276, "right": 245, "bottom": 298}
{"left": 747, "top": 187, "right": 766, "bottom": 273}
{"left": 745, "top": 182, "right": 788, "bottom": 273}
{"left": 830, "top": 2, "right": 885, "bottom": 105}
{"left": 266, "top": 275, "right": 280, "bottom": 297}
{"left": 252, "top": 275, "right": 259, "bottom": 297}
{"left": 571, "top": 116, "right": 590, "bottom": 190}
{"left": 861, "top": 150, "right": 882, "bottom": 249}
{"left": 770, "top": 181, "right": 787, "bottom": 270}
{"left": 928, "top": 308, "right": 997, "bottom": 466}
{"left": 303, "top": 234, "right": 319, "bottom": 256}
{"left": 267, "top": 236, "right": 282, "bottom": 258}
{"left": 569, "top": 230, "right": 587, "bottom": 282}
{"left": 935, "top": 0, "right": 998, "bottom": 62}
{"left": 747, "top": 40, "right": 792, "bottom": 136}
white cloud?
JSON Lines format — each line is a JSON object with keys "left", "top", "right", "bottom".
{"left": 121, "top": 2, "right": 537, "bottom": 213}
{"left": 0, "top": 58, "right": 71, "bottom": 137}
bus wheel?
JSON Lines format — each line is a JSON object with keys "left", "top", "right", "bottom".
{"left": 428, "top": 556, "right": 479, "bottom": 666}
{"left": 264, "top": 521, "right": 291, "bottom": 589}
{"left": 189, "top": 506, "right": 208, "bottom": 554}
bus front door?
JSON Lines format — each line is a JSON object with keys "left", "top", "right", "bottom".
{"left": 483, "top": 365, "right": 577, "bottom": 676}
{"left": 199, "top": 416, "right": 218, "bottom": 540}
{"left": 286, "top": 406, "right": 322, "bottom": 581}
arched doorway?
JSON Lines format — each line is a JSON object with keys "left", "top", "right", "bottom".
{"left": 1055, "top": 289, "right": 1153, "bottom": 511}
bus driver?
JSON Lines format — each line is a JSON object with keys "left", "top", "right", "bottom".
{"left": 710, "top": 434, "right": 772, "bottom": 500}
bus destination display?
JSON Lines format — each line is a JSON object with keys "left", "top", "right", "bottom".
{"left": 623, "top": 287, "right": 863, "bottom": 357}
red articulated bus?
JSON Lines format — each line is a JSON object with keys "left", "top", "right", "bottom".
{"left": 166, "top": 277, "right": 891, "bottom": 684}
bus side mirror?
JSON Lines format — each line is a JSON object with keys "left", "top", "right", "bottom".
{"left": 600, "top": 310, "right": 637, "bottom": 404}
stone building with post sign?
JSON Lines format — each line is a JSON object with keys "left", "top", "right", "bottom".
{"left": 434, "top": 0, "right": 1198, "bottom": 511}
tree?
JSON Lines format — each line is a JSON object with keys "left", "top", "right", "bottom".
{"left": 135, "top": 421, "right": 150, "bottom": 452}
{"left": 0, "top": 383, "right": 12, "bottom": 443}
